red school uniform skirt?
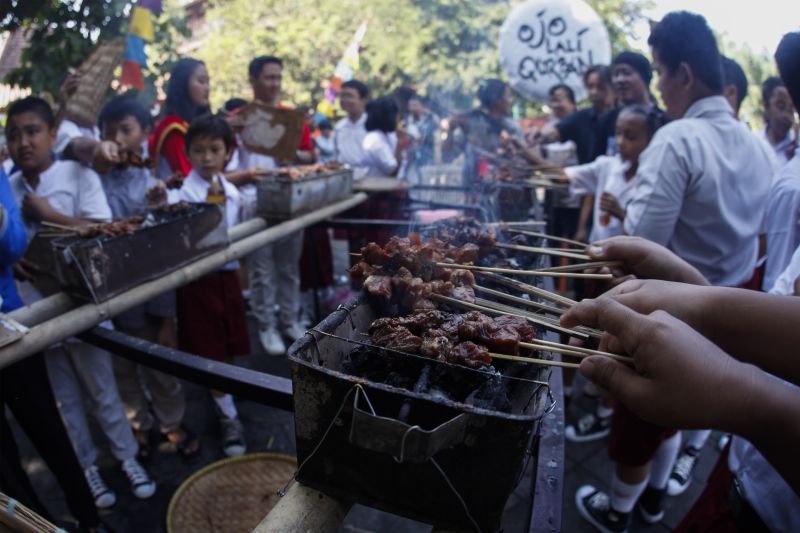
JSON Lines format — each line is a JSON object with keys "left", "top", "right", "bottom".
{"left": 177, "top": 270, "right": 250, "bottom": 362}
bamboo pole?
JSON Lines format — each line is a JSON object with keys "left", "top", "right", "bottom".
{"left": 0, "top": 194, "right": 369, "bottom": 370}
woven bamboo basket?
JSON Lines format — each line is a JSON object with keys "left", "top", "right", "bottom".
{"left": 167, "top": 453, "right": 297, "bottom": 533}
{"left": 0, "top": 493, "right": 60, "bottom": 533}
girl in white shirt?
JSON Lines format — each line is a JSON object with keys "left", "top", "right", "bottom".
{"left": 362, "top": 97, "right": 407, "bottom": 178}
{"left": 564, "top": 105, "right": 665, "bottom": 243}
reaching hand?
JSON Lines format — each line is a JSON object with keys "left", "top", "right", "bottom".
{"left": 585, "top": 236, "right": 710, "bottom": 286}
{"left": 560, "top": 297, "right": 755, "bottom": 431}
{"left": 92, "top": 140, "right": 120, "bottom": 171}
{"left": 22, "top": 194, "right": 59, "bottom": 223}
{"left": 59, "top": 70, "right": 82, "bottom": 106}
{"left": 599, "top": 192, "right": 624, "bottom": 221}
{"left": 12, "top": 258, "right": 39, "bottom": 282}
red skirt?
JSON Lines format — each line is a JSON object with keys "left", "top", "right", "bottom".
{"left": 177, "top": 270, "right": 250, "bottom": 362}
{"left": 300, "top": 226, "right": 333, "bottom": 291}
{"left": 607, "top": 400, "right": 678, "bottom": 467}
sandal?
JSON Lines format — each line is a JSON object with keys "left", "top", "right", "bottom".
{"left": 163, "top": 426, "right": 201, "bottom": 459}
{"left": 134, "top": 428, "right": 153, "bottom": 462}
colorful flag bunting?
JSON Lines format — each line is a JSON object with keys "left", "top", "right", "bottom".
{"left": 316, "top": 20, "right": 368, "bottom": 118}
{"left": 138, "top": 0, "right": 163, "bottom": 15}
{"left": 130, "top": 6, "right": 155, "bottom": 42}
{"left": 124, "top": 35, "right": 147, "bottom": 66}
{"left": 121, "top": 60, "right": 145, "bottom": 90}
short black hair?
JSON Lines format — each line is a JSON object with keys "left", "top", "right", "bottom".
{"left": 165, "top": 58, "right": 210, "bottom": 122}
{"left": 98, "top": 95, "right": 153, "bottom": 131}
{"left": 185, "top": 114, "right": 234, "bottom": 153}
{"left": 6, "top": 96, "right": 55, "bottom": 132}
{"left": 341, "top": 79, "right": 370, "bottom": 99}
{"left": 720, "top": 56, "right": 748, "bottom": 111}
{"left": 477, "top": 79, "right": 508, "bottom": 109}
{"left": 583, "top": 64, "right": 612, "bottom": 86}
{"left": 618, "top": 104, "right": 667, "bottom": 136}
{"left": 248, "top": 56, "right": 283, "bottom": 79}
{"left": 222, "top": 98, "right": 248, "bottom": 114}
{"left": 318, "top": 119, "right": 333, "bottom": 131}
{"left": 648, "top": 11, "right": 723, "bottom": 93}
{"left": 775, "top": 32, "right": 800, "bottom": 109}
{"left": 549, "top": 83, "right": 576, "bottom": 104}
{"left": 762, "top": 76, "right": 786, "bottom": 108}
{"left": 365, "top": 97, "right": 398, "bottom": 133}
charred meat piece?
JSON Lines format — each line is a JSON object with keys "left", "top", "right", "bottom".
{"left": 364, "top": 275, "right": 392, "bottom": 299}
{"left": 493, "top": 315, "right": 537, "bottom": 343}
{"left": 449, "top": 269, "right": 476, "bottom": 287}
{"left": 452, "top": 243, "right": 480, "bottom": 264}
{"left": 349, "top": 261, "right": 378, "bottom": 284}
{"left": 448, "top": 341, "right": 492, "bottom": 368}
{"left": 371, "top": 325, "right": 423, "bottom": 354}
{"left": 420, "top": 332, "right": 453, "bottom": 360}
{"left": 362, "top": 242, "right": 389, "bottom": 266}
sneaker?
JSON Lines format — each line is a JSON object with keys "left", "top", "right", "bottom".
{"left": 220, "top": 416, "right": 246, "bottom": 457}
{"left": 282, "top": 322, "right": 307, "bottom": 342}
{"left": 121, "top": 458, "right": 156, "bottom": 499}
{"left": 637, "top": 486, "right": 665, "bottom": 523}
{"left": 667, "top": 447, "right": 700, "bottom": 496}
{"left": 717, "top": 433, "right": 731, "bottom": 451}
{"left": 259, "top": 327, "right": 286, "bottom": 356}
{"left": 566, "top": 412, "right": 610, "bottom": 443}
{"left": 84, "top": 465, "right": 116, "bottom": 509}
{"left": 575, "top": 485, "right": 630, "bottom": 533}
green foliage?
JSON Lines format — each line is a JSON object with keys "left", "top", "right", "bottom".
{"left": 1, "top": 0, "right": 189, "bottom": 104}
{"left": 197, "top": 0, "right": 649, "bottom": 114}
{"left": 719, "top": 37, "right": 776, "bottom": 130}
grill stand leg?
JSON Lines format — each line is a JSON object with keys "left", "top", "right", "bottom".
{"left": 252, "top": 482, "right": 352, "bottom": 533}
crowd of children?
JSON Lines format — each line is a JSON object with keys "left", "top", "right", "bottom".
{"left": 0, "top": 8, "right": 799, "bottom": 533}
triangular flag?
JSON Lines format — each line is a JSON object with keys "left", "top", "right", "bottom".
{"left": 130, "top": 6, "right": 155, "bottom": 41}
{"left": 124, "top": 35, "right": 147, "bottom": 66}
{"left": 121, "top": 60, "right": 145, "bottom": 90}
{"left": 139, "top": 0, "right": 163, "bottom": 15}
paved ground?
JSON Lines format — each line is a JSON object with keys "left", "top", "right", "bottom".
{"left": 8, "top": 238, "right": 722, "bottom": 532}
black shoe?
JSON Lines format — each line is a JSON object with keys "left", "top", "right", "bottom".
{"left": 637, "top": 486, "right": 665, "bottom": 523}
{"left": 667, "top": 447, "right": 700, "bottom": 496}
{"left": 566, "top": 412, "right": 611, "bottom": 443}
{"left": 575, "top": 485, "right": 630, "bottom": 533}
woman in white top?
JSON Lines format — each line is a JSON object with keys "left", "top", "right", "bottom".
{"left": 563, "top": 105, "right": 666, "bottom": 242}
{"left": 362, "top": 97, "right": 407, "bottom": 178}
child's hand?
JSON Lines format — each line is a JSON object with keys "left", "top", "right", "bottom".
{"left": 599, "top": 192, "right": 625, "bottom": 220}
{"left": 58, "top": 70, "right": 81, "bottom": 106}
{"left": 22, "top": 194, "right": 59, "bottom": 222}
{"left": 165, "top": 172, "right": 184, "bottom": 190}
{"left": 92, "top": 140, "right": 120, "bottom": 171}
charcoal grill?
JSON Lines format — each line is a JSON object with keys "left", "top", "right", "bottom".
{"left": 51, "top": 203, "right": 228, "bottom": 302}
{"left": 288, "top": 296, "right": 553, "bottom": 532}
{"left": 257, "top": 168, "right": 353, "bottom": 219}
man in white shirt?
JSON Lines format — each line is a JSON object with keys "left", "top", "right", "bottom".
{"left": 760, "top": 77, "right": 797, "bottom": 168}
{"left": 576, "top": 12, "right": 774, "bottom": 533}
{"left": 334, "top": 79, "right": 370, "bottom": 178}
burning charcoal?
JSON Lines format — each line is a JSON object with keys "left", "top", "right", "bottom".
{"left": 465, "top": 377, "right": 512, "bottom": 412}
{"left": 420, "top": 334, "right": 452, "bottom": 360}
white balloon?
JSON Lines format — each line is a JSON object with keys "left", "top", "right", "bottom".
{"left": 499, "top": 0, "right": 612, "bottom": 103}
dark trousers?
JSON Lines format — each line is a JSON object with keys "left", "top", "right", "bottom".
{"left": 0, "top": 352, "right": 99, "bottom": 528}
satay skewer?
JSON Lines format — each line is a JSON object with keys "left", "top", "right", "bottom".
{"left": 40, "top": 221, "right": 81, "bottom": 232}
{"left": 503, "top": 228, "right": 588, "bottom": 248}
{"left": 484, "top": 220, "right": 547, "bottom": 227}
{"left": 474, "top": 297, "right": 603, "bottom": 339}
{"left": 476, "top": 271, "right": 577, "bottom": 307}
{"left": 489, "top": 352, "right": 580, "bottom": 369}
{"left": 435, "top": 262, "right": 612, "bottom": 280}
{"left": 494, "top": 242, "right": 591, "bottom": 261}
{"left": 473, "top": 284, "right": 564, "bottom": 315}
{"left": 537, "top": 260, "right": 624, "bottom": 273}
{"left": 431, "top": 294, "right": 590, "bottom": 340}
{"left": 520, "top": 341, "right": 633, "bottom": 366}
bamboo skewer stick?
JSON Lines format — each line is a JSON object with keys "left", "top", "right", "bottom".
{"left": 520, "top": 340, "right": 633, "bottom": 365}
{"left": 476, "top": 271, "right": 577, "bottom": 307}
{"left": 484, "top": 220, "right": 547, "bottom": 227}
{"left": 41, "top": 221, "right": 80, "bottom": 232}
{"left": 435, "top": 262, "right": 612, "bottom": 280}
{"left": 494, "top": 242, "right": 591, "bottom": 261}
{"left": 504, "top": 228, "right": 588, "bottom": 248}
{"left": 474, "top": 298, "right": 603, "bottom": 339}
{"left": 537, "top": 260, "right": 623, "bottom": 273}
{"left": 489, "top": 351, "right": 580, "bottom": 369}
{"left": 473, "top": 284, "right": 564, "bottom": 315}
{"left": 431, "top": 293, "right": 590, "bottom": 340}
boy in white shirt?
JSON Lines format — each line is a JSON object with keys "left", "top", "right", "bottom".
{"left": 6, "top": 96, "right": 155, "bottom": 509}
{"left": 171, "top": 114, "right": 250, "bottom": 457}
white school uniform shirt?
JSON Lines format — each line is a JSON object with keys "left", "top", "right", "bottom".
{"left": 565, "top": 155, "right": 636, "bottom": 242}
{"left": 9, "top": 160, "right": 112, "bottom": 306}
{"left": 233, "top": 138, "right": 277, "bottom": 222}
{"left": 334, "top": 113, "right": 368, "bottom": 179}
{"left": 624, "top": 96, "right": 774, "bottom": 287}
{"left": 727, "top": 246, "right": 800, "bottom": 533}
{"left": 54, "top": 119, "right": 100, "bottom": 158}
{"left": 362, "top": 130, "right": 399, "bottom": 178}
{"left": 762, "top": 153, "right": 800, "bottom": 291}
{"left": 760, "top": 127, "right": 796, "bottom": 169}
{"left": 171, "top": 170, "right": 241, "bottom": 270}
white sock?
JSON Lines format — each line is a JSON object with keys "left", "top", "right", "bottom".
{"left": 214, "top": 394, "right": 238, "bottom": 420}
{"left": 610, "top": 473, "right": 648, "bottom": 514}
{"left": 649, "top": 432, "right": 681, "bottom": 490}
{"left": 684, "top": 429, "right": 711, "bottom": 452}
{"left": 596, "top": 403, "right": 614, "bottom": 419}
